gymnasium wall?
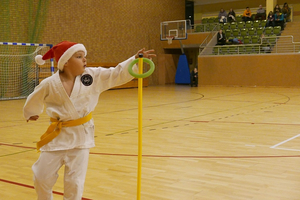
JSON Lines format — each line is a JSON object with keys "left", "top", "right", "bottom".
{"left": 2, "top": 1, "right": 299, "bottom": 87}
{"left": 40, "top": 0, "right": 185, "bottom": 85}
{"left": 0, "top": 0, "right": 185, "bottom": 86}
{"left": 0, "top": 1, "right": 49, "bottom": 43}
{"left": 198, "top": 54, "right": 300, "bottom": 86}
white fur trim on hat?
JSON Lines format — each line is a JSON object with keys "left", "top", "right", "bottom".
{"left": 57, "top": 44, "right": 87, "bottom": 71}
{"left": 35, "top": 55, "right": 45, "bottom": 65}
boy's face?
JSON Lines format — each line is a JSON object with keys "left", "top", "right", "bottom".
{"left": 64, "top": 51, "right": 86, "bottom": 75}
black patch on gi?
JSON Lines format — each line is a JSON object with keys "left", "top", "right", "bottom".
{"left": 81, "top": 74, "right": 93, "bottom": 86}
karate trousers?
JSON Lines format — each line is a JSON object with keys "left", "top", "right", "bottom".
{"left": 32, "top": 148, "right": 90, "bottom": 200}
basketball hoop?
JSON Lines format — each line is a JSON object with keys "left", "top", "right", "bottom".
{"left": 166, "top": 36, "right": 174, "bottom": 44}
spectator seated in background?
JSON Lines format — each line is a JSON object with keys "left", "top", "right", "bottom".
{"left": 273, "top": 4, "right": 281, "bottom": 13}
{"left": 242, "top": 7, "right": 252, "bottom": 22}
{"left": 227, "top": 8, "right": 236, "bottom": 23}
{"left": 227, "top": 38, "right": 243, "bottom": 44}
{"left": 274, "top": 10, "right": 284, "bottom": 30}
{"left": 266, "top": 11, "right": 275, "bottom": 27}
{"left": 218, "top": 8, "right": 227, "bottom": 23}
{"left": 217, "top": 29, "right": 226, "bottom": 45}
{"left": 282, "top": 2, "right": 291, "bottom": 22}
{"left": 255, "top": 5, "right": 266, "bottom": 20}
{"left": 261, "top": 35, "right": 272, "bottom": 53}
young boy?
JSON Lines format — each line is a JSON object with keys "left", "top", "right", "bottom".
{"left": 242, "top": 7, "right": 252, "bottom": 22}
{"left": 23, "top": 41, "right": 156, "bottom": 200}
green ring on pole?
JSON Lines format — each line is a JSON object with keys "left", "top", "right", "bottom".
{"left": 128, "top": 58, "right": 155, "bottom": 78}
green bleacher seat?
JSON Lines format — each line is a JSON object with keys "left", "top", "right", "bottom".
{"left": 221, "top": 46, "right": 229, "bottom": 54}
{"left": 240, "top": 28, "right": 248, "bottom": 36}
{"left": 245, "top": 21, "right": 253, "bottom": 28}
{"left": 208, "top": 17, "right": 215, "bottom": 23}
{"left": 219, "top": 23, "right": 224, "bottom": 29}
{"left": 214, "top": 17, "right": 219, "bottom": 23}
{"left": 261, "top": 20, "right": 267, "bottom": 27}
{"left": 261, "top": 37, "right": 269, "bottom": 45}
{"left": 265, "top": 26, "right": 273, "bottom": 35}
{"left": 223, "top": 23, "right": 230, "bottom": 30}
{"left": 225, "top": 29, "right": 232, "bottom": 37}
{"left": 210, "top": 23, "right": 218, "bottom": 31}
{"left": 206, "top": 24, "right": 212, "bottom": 31}
{"left": 251, "top": 35, "right": 260, "bottom": 44}
{"left": 245, "top": 45, "right": 254, "bottom": 54}
{"left": 248, "top": 28, "right": 256, "bottom": 36}
{"left": 268, "top": 34, "right": 277, "bottom": 44}
{"left": 273, "top": 26, "right": 281, "bottom": 35}
{"left": 243, "top": 36, "right": 251, "bottom": 44}
{"left": 230, "top": 22, "right": 237, "bottom": 29}
{"left": 253, "top": 45, "right": 260, "bottom": 53}
{"left": 236, "top": 15, "right": 243, "bottom": 22}
{"left": 195, "top": 25, "right": 203, "bottom": 32}
{"left": 202, "top": 18, "right": 208, "bottom": 24}
{"left": 213, "top": 46, "right": 219, "bottom": 55}
{"left": 253, "top": 20, "right": 261, "bottom": 28}
{"left": 228, "top": 46, "right": 238, "bottom": 54}
{"left": 233, "top": 29, "right": 240, "bottom": 37}
{"left": 238, "top": 21, "right": 245, "bottom": 29}
{"left": 238, "top": 46, "right": 246, "bottom": 54}
{"left": 204, "top": 24, "right": 210, "bottom": 32}
{"left": 256, "top": 27, "right": 263, "bottom": 36}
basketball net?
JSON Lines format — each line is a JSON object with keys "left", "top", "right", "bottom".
{"left": 166, "top": 36, "right": 174, "bottom": 44}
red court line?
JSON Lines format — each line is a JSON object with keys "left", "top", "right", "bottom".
{"left": 0, "top": 143, "right": 93, "bottom": 199}
{"left": 0, "top": 178, "right": 92, "bottom": 200}
{"left": 2, "top": 143, "right": 299, "bottom": 159}
{"left": 0, "top": 143, "right": 35, "bottom": 149}
{"left": 90, "top": 152, "right": 300, "bottom": 159}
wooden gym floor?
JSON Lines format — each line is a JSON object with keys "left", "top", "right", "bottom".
{"left": 0, "top": 85, "right": 300, "bottom": 200}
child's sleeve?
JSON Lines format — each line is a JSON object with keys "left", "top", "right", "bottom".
{"left": 94, "top": 55, "right": 138, "bottom": 92}
{"left": 23, "top": 81, "right": 48, "bottom": 120}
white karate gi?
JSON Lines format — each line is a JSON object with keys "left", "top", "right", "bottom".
{"left": 24, "top": 56, "right": 137, "bottom": 200}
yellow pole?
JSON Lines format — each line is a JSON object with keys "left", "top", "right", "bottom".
{"left": 137, "top": 55, "right": 143, "bottom": 200}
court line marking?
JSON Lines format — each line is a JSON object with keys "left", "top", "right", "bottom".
{"left": 1, "top": 143, "right": 299, "bottom": 159}
{"left": 270, "top": 134, "right": 300, "bottom": 151}
{"left": 272, "top": 147, "right": 300, "bottom": 152}
{"left": 271, "top": 134, "right": 300, "bottom": 148}
{"left": 90, "top": 152, "right": 300, "bottom": 159}
{"left": 0, "top": 178, "right": 92, "bottom": 200}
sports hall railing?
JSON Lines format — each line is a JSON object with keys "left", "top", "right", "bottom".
{"left": 199, "top": 35, "right": 300, "bottom": 56}
{"left": 198, "top": 24, "right": 220, "bottom": 53}
{"left": 270, "top": 35, "right": 300, "bottom": 53}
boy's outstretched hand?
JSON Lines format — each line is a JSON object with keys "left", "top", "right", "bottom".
{"left": 135, "top": 48, "right": 156, "bottom": 59}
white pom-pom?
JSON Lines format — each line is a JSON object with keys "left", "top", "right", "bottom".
{"left": 35, "top": 55, "right": 45, "bottom": 65}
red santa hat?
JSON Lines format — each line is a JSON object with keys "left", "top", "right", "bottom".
{"left": 35, "top": 41, "right": 87, "bottom": 71}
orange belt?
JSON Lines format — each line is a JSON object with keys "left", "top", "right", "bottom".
{"left": 37, "top": 113, "right": 92, "bottom": 151}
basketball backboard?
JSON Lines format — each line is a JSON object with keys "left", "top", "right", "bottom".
{"left": 160, "top": 20, "right": 187, "bottom": 42}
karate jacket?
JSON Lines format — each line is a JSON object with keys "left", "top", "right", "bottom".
{"left": 23, "top": 56, "right": 137, "bottom": 151}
